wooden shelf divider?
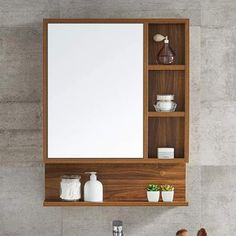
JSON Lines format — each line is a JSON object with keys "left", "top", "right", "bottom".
{"left": 45, "top": 158, "right": 185, "bottom": 164}
{"left": 44, "top": 200, "right": 188, "bottom": 207}
{"left": 148, "top": 65, "right": 185, "bottom": 71}
{"left": 148, "top": 112, "right": 185, "bottom": 117}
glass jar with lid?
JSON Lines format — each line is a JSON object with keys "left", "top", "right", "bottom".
{"left": 153, "top": 95, "right": 177, "bottom": 112}
{"left": 60, "top": 175, "right": 81, "bottom": 201}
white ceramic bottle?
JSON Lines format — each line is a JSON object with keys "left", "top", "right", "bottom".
{"left": 84, "top": 172, "right": 103, "bottom": 202}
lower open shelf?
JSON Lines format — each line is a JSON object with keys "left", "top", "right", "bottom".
{"left": 44, "top": 200, "right": 188, "bottom": 207}
{"left": 45, "top": 163, "right": 187, "bottom": 207}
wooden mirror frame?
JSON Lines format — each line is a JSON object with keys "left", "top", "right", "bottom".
{"left": 43, "top": 18, "right": 189, "bottom": 207}
{"left": 43, "top": 18, "right": 189, "bottom": 165}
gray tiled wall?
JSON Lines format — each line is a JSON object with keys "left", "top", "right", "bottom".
{"left": 0, "top": 0, "right": 235, "bottom": 235}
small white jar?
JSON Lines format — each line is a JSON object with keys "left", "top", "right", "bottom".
{"left": 60, "top": 175, "right": 81, "bottom": 201}
{"left": 147, "top": 191, "right": 160, "bottom": 202}
{"left": 153, "top": 95, "right": 177, "bottom": 112}
{"left": 158, "top": 148, "right": 174, "bottom": 159}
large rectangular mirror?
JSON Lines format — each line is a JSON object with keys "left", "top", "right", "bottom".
{"left": 46, "top": 22, "right": 144, "bottom": 158}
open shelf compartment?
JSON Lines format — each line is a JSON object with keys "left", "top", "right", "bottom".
{"left": 148, "top": 71, "right": 185, "bottom": 112}
{"left": 148, "top": 117, "right": 185, "bottom": 159}
{"left": 148, "top": 23, "right": 185, "bottom": 65}
{"left": 45, "top": 163, "right": 187, "bottom": 206}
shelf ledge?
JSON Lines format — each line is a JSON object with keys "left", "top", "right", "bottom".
{"left": 44, "top": 200, "right": 188, "bottom": 207}
{"left": 148, "top": 112, "right": 185, "bottom": 117}
{"left": 45, "top": 158, "right": 185, "bottom": 164}
{"left": 148, "top": 65, "right": 185, "bottom": 71}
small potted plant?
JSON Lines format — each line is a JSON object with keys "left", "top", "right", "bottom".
{"left": 147, "top": 184, "right": 161, "bottom": 202}
{"left": 161, "top": 185, "right": 174, "bottom": 202}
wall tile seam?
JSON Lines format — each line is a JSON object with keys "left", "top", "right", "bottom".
{"left": 0, "top": 129, "right": 42, "bottom": 132}
{"left": 0, "top": 102, "right": 42, "bottom": 105}
{"left": 1, "top": 163, "right": 232, "bottom": 167}
{"left": 0, "top": 9, "right": 60, "bottom": 14}
{"left": 0, "top": 101, "right": 41, "bottom": 104}
{"left": 200, "top": 5, "right": 236, "bottom": 10}
{"left": 0, "top": 146, "right": 42, "bottom": 149}
{"left": 200, "top": 165, "right": 236, "bottom": 167}
{"left": 1, "top": 18, "right": 197, "bottom": 27}
{"left": 0, "top": 25, "right": 44, "bottom": 30}
{"left": 61, "top": 207, "right": 64, "bottom": 236}
{"left": 0, "top": 163, "right": 44, "bottom": 168}
{"left": 4, "top": 163, "right": 236, "bottom": 167}
{"left": 0, "top": 160, "right": 43, "bottom": 163}
{"left": 200, "top": 25, "right": 236, "bottom": 30}
{"left": 3, "top": 164, "right": 236, "bottom": 169}
{"left": 200, "top": 164, "right": 203, "bottom": 227}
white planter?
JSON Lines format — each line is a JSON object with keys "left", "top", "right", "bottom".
{"left": 161, "top": 191, "right": 174, "bottom": 202}
{"left": 147, "top": 191, "right": 160, "bottom": 202}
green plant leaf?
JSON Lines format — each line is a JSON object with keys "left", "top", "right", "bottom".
{"left": 147, "top": 184, "right": 161, "bottom": 191}
{"left": 161, "top": 184, "right": 174, "bottom": 191}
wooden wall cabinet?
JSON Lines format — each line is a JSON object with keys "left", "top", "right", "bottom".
{"left": 43, "top": 19, "right": 189, "bottom": 207}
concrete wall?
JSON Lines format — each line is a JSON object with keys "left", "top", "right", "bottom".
{"left": 0, "top": 0, "right": 235, "bottom": 235}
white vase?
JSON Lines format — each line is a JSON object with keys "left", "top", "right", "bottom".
{"left": 161, "top": 191, "right": 174, "bottom": 202}
{"left": 147, "top": 191, "right": 160, "bottom": 202}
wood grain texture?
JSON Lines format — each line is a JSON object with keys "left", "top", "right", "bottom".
{"left": 43, "top": 19, "right": 189, "bottom": 24}
{"left": 184, "top": 19, "right": 190, "bottom": 162}
{"left": 143, "top": 23, "right": 149, "bottom": 158}
{"left": 44, "top": 200, "right": 188, "bottom": 207}
{"left": 148, "top": 71, "right": 185, "bottom": 112}
{"left": 45, "top": 163, "right": 186, "bottom": 202}
{"left": 45, "top": 159, "right": 185, "bottom": 164}
{"left": 148, "top": 23, "right": 185, "bottom": 65}
{"left": 148, "top": 117, "right": 184, "bottom": 158}
{"left": 43, "top": 20, "right": 48, "bottom": 163}
{"left": 43, "top": 19, "right": 189, "bottom": 206}
{"left": 148, "top": 65, "right": 185, "bottom": 70}
{"left": 148, "top": 112, "right": 185, "bottom": 117}
{"left": 43, "top": 18, "right": 189, "bottom": 164}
